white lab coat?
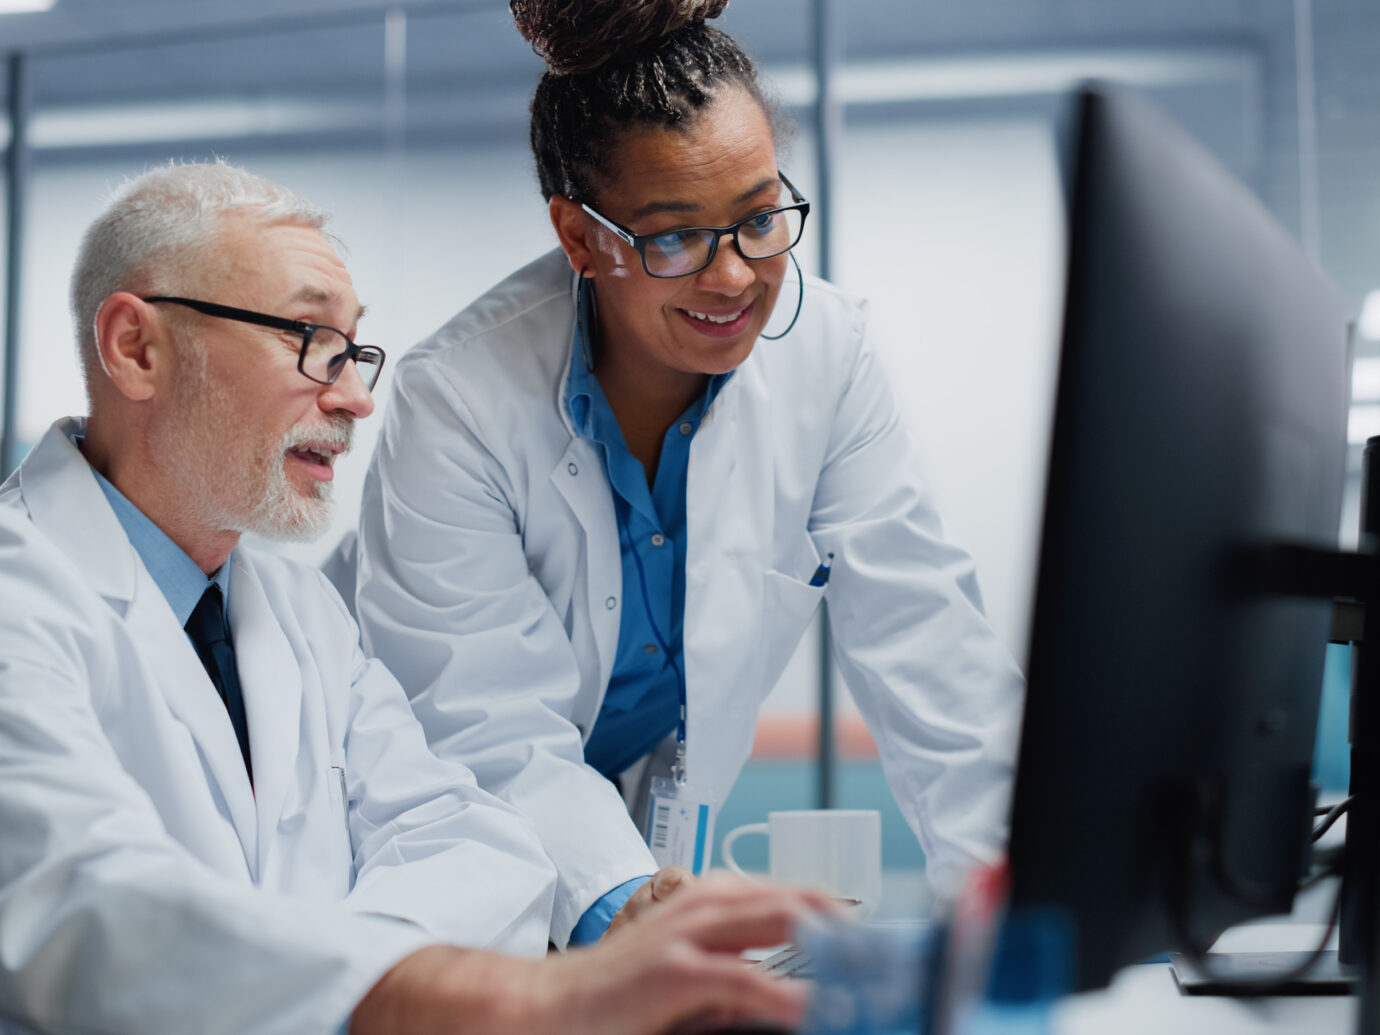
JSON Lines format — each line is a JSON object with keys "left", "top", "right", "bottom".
{"left": 0, "top": 419, "right": 557, "bottom": 1035}
{"left": 355, "top": 249, "right": 1024, "bottom": 945}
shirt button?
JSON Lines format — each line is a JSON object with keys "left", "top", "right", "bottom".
{"left": 567, "top": 462, "right": 579, "bottom": 476}
{"left": 644, "top": 643, "right": 659, "bottom": 654}
{"left": 605, "top": 596, "right": 617, "bottom": 610}
{"left": 679, "top": 422, "right": 693, "bottom": 436}
{"left": 650, "top": 533, "right": 665, "bottom": 547}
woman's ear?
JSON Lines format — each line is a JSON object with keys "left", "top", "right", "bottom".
{"left": 549, "top": 194, "right": 598, "bottom": 277}
{"left": 92, "top": 293, "right": 166, "bottom": 402}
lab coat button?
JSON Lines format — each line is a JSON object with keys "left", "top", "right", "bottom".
{"left": 567, "top": 462, "right": 579, "bottom": 476}
{"left": 644, "top": 643, "right": 658, "bottom": 654}
{"left": 679, "top": 422, "right": 693, "bottom": 436}
{"left": 650, "top": 533, "right": 665, "bottom": 547}
{"left": 605, "top": 596, "right": 617, "bottom": 610}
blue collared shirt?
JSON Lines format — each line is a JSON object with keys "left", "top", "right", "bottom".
{"left": 90, "top": 466, "right": 229, "bottom": 619}
{"left": 565, "top": 347, "right": 729, "bottom": 781}
{"left": 562, "top": 307, "right": 730, "bottom": 945}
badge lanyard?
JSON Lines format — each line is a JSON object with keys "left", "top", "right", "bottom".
{"left": 619, "top": 492, "right": 716, "bottom": 875}
{"left": 581, "top": 288, "right": 715, "bottom": 873}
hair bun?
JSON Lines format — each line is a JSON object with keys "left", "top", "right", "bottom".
{"left": 511, "top": 0, "right": 730, "bottom": 75}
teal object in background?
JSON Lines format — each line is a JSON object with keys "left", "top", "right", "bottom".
{"left": 1314, "top": 643, "right": 1351, "bottom": 793}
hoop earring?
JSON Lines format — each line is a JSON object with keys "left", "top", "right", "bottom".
{"left": 761, "top": 252, "right": 804, "bottom": 341}
{"left": 576, "top": 271, "right": 597, "bottom": 372}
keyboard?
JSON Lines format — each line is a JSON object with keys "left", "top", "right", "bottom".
{"left": 754, "top": 945, "right": 813, "bottom": 979}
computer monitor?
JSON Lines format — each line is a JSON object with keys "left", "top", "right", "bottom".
{"left": 1006, "top": 85, "right": 1353, "bottom": 994}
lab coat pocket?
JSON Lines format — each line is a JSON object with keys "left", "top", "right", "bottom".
{"left": 758, "top": 568, "right": 826, "bottom": 704}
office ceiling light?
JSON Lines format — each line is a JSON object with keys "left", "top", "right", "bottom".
{"left": 765, "top": 47, "right": 1257, "bottom": 108}
{"left": 1360, "top": 290, "right": 1380, "bottom": 341}
{"left": 0, "top": 1, "right": 57, "bottom": 13}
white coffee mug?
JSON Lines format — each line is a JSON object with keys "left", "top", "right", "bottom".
{"left": 721, "top": 809, "right": 882, "bottom": 919}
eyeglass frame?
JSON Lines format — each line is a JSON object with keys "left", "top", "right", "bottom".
{"left": 141, "top": 296, "right": 386, "bottom": 390}
{"left": 576, "top": 171, "right": 811, "bottom": 279}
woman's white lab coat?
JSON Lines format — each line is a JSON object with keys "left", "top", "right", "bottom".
{"left": 0, "top": 420, "right": 557, "bottom": 1034}
{"left": 355, "top": 249, "right": 1025, "bottom": 945}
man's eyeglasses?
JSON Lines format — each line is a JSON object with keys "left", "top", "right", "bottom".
{"left": 578, "top": 172, "right": 810, "bottom": 279}
{"left": 142, "top": 296, "right": 386, "bottom": 391}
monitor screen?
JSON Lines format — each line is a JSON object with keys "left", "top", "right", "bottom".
{"left": 1006, "top": 85, "right": 1352, "bottom": 993}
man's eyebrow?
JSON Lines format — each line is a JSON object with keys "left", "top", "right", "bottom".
{"left": 625, "top": 178, "right": 780, "bottom": 224}
{"left": 289, "top": 286, "right": 366, "bottom": 324}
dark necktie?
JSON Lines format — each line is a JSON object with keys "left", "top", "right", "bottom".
{"left": 185, "top": 584, "right": 253, "bottom": 782}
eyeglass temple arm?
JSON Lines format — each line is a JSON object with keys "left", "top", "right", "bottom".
{"left": 577, "top": 202, "right": 637, "bottom": 248}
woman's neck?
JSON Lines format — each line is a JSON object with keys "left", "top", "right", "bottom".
{"left": 594, "top": 352, "right": 708, "bottom": 488}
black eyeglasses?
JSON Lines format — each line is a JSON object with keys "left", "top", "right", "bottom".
{"left": 142, "top": 296, "right": 386, "bottom": 391}
{"left": 578, "top": 172, "right": 810, "bottom": 279}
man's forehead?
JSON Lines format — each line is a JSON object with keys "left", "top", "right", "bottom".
{"left": 214, "top": 213, "right": 362, "bottom": 320}
{"left": 289, "top": 284, "right": 368, "bottom": 324}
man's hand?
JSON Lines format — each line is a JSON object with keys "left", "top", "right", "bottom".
{"left": 351, "top": 875, "right": 835, "bottom": 1035}
{"left": 605, "top": 864, "right": 695, "bottom": 936}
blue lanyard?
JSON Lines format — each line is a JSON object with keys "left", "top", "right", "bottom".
{"left": 617, "top": 504, "right": 689, "bottom": 784}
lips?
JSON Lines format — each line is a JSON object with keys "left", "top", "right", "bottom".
{"left": 282, "top": 418, "right": 353, "bottom": 485}
{"left": 289, "top": 445, "right": 338, "bottom": 467}
{"left": 676, "top": 300, "right": 755, "bottom": 338}
{"left": 682, "top": 306, "right": 746, "bottom": 324}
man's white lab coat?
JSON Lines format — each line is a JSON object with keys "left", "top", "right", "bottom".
{"left": 0, "top": 419, "right": 557, "bottom": 1034}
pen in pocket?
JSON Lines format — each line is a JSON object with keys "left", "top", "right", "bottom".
{"left": 809, "top": 552, "right": 835, "bottom": 588}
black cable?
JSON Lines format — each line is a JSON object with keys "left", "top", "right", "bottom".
{"left": 1313, "top": 797, "right": 1353, "bottom": 842}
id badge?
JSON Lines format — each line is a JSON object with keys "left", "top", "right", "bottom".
{"left": 646, "top": 775, "right": 716, "bottom": 875}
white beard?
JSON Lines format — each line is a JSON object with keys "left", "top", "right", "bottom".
{"left": 242, "top": 418, "right": 352, "bottom": 542}
{"left": 157, "top": 341, "right": 352, "bottom": 545}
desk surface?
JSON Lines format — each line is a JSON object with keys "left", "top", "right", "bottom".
{"left": 1052, "top": 923, "right": 1358, "bottom": 1035}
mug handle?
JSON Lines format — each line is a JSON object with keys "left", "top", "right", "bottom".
{"left": 720, "top": 822, "right": 769, "bottom": 878}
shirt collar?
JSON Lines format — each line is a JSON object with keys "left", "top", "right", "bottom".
{"left": 89, "top": 464, "right": 229, "bottom": 626}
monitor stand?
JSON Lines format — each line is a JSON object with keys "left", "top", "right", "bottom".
{"left": 1169, "top": 950, "right": 1356, "bottom": 995}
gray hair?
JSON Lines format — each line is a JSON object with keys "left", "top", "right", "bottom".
{"left": 70, "top": 160, "right": 331, "bottom": 388}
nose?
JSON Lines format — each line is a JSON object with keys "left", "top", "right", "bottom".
{"left": 318, "top": 358, "right": 375, "bottom": 420}
{"left": 696, "top": 232, "right": 757, "bottom": 295}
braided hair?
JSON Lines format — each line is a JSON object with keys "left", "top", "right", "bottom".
{"left": 511, "top": 0, "right": 787, "bottom": 203}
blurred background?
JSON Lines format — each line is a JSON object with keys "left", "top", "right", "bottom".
{"left": 0, "top": 0, "right": 1367, "bottom": 909}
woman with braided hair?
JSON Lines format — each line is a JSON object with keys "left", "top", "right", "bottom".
{"left": 356, "top": 0, "right": 1024, "bottom": 949}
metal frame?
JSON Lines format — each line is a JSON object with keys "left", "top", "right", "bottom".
{"left": 2, "top": 53, "right": 30, "bottom": 481}
{"left": 812, "top": 0, "right": 841, "bottom": 809}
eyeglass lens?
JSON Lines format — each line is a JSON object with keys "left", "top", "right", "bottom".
{"left": 303, "top": 327, "right": 383, "bottom": 390}
{"left": 645, "top": 206, "right": 805, "bottom": 277}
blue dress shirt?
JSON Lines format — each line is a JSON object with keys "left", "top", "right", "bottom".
{"left": 565, "top": 345, "right": 730, "bottom": 780}
{"left": 562, "top": 312, "right": 730, "bottom": 944}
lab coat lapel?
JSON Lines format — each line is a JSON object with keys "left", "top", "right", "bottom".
{"left": 226, "top": 553, "right": 302, "bottom": 880}
{"left": 550, "top": 307, "right": 623, "bottom": 700}
{"left": 14, "top": 419, "right": 261, "bottom": 874}
{"left": 123, "top": 576, "right": 261, "bottom": 875}
{"left": 684, "top": 369, "right": 771, "bottom": 786}
{"left": 549, "top": 435, "right": 621, "bottom": 697}
{"left": 9, "top": 419, "right": 138, "bottom": 608}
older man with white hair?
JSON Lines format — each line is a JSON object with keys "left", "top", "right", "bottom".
{"left": 0, "top": 162, "right": 823, "bottom": 1035}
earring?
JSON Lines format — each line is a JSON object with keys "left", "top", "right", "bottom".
{"left": 761, "top": 252, "right": 805, "bottom": 341}
{"left": 576, "top": 271, "right": 597, "bottom": 372}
